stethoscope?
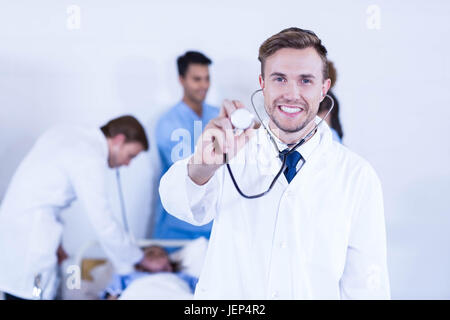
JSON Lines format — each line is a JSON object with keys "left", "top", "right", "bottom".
{"left": 116, "top": 169, "right": 135, "bottom": 242}
{"left": 225, "top": 89, "right": 334, "bottom": 199}
{"left": 32, "top": 274, "right": 44, "bottom": 299}
{"left": 32, "top": 265, "right": 59, "bottom": 300}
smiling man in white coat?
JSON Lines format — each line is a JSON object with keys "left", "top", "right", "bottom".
{"left": 159, "top": 28, "right": 390, "bottom": 300}
{"left": 0, "top": 115, "right": 155, "bottom": 300}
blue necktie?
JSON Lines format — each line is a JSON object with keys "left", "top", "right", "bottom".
{"left": 283, "top": 150, "right": 302, "bottom": 183}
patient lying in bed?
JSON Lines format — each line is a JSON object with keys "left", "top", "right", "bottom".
{"left": 101, "top": 246, "right": 198, "bottom": 299}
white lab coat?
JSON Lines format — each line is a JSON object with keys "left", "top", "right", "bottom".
{"left": 159, "top": 117, "right": 390, "bottom": 299}
{"left": 0, "top": 125, "right": 143, "bottom": 299}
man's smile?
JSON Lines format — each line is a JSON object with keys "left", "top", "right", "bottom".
{"left": 277, "top": 104, "right": 304, "bottom": 117}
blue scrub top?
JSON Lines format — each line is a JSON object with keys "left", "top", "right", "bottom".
{"left": 154, "top": 101, "right": 219, "bottom": 241}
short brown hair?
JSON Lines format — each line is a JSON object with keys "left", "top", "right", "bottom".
{"left": 258, "top": 27, "right": 329, "bottom": 81}
{"left": 100, "top": 115, "right": 149, "bottom": 151}
{"left": 327, "top": 60, "right": 337, "bottom": 88}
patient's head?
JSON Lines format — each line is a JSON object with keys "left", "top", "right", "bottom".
{"left": 136, "top": 246, "right": 180, "bottom": 273}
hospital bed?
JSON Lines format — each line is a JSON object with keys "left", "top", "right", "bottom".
{"left": 62, "top": 237, "right": 208, "bottom": 300}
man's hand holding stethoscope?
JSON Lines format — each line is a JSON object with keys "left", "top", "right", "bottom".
{"left": 188, "top": 99, "right": 260, "bottom": 186}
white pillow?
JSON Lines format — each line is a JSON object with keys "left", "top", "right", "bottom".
{"left": 169, "top": 237, "right": 209, "bottom": 278}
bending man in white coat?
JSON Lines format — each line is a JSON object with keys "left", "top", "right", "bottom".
{"left": 0, "top": 115, "right": 155, "bottom": 300}
{"left": 159, "top": 28, "right": 390, "bottom": 299}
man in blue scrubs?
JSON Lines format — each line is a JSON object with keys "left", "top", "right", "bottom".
{"left": 153, "top": 51, "right": 218, "bottom": 241}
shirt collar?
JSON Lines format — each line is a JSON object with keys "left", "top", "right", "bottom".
{"left": 97, "top": 128, "right": 109, "bottom": 162}
{"left": 257, "top": 116, "right": 324, "bottom": 162}
{"left": 178, "top": 100, "right": 205, "bottom": 120}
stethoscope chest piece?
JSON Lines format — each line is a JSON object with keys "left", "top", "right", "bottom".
{"left": 230, "top": 108, "right": 254, "bottom": 130}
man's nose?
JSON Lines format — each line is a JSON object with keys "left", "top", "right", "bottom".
{"left": 282, "top": 81, "right": 302, "bottom": 101}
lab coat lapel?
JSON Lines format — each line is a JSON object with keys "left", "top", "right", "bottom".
{"left": 288, "top": 145, "right": 329, "bottom": 187}
{"left": 255, "top": 127, "right": 330, "bottom": 190}
{"left": 255, "top": 130, "right": 288, "bottom": 188}
{"left": 285, "top": 124, "right": 332, "bottom": 240}
{"left": 284, "top": 116, "right": 333, "bottom": 189}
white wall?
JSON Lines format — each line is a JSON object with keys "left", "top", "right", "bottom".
{"left": 0, "top": 0, "right": 449, "bottom": 299}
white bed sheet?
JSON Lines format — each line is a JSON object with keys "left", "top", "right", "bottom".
{"left": 119, "top": 273, "right": 193, "bottom": 300}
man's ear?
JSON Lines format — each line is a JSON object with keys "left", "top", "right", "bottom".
{"left": 112, "top": 133, "right": 126, "bottom": 145}
{"left": 320, "top": 78, "right": 332, "bottom": 102}
{"left": 324, "top": 78, "right": 331, "bottom": 93}
{"left": 259, "top": 74, "right": 265, "bottom": 90}
{"left": 179, "top": 75, "right": 185, "bottom": 86}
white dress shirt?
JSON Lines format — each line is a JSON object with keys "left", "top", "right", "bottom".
{"left": 0, "top": 125, "right": 143, "bottom": 299}
{"left": 266, "top": 122, "right": 315, "bottom": 173}
{"left": 159, "top": 116, "right": 390, "bottom": 299}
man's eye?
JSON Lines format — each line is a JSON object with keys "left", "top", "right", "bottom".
{"left": 302, "top": 78, "right": 311, "bottom": 84}
{"left": 275, "top": 77, "right": 285, "bottom": 82}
